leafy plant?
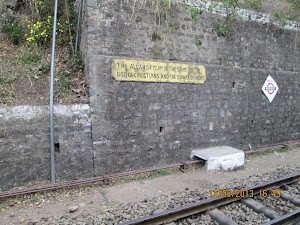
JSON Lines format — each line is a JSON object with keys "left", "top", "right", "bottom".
{"left": 214, "top": 22, "right": 231, "bottom": 36}
{"left": 196, "top": 38, "right": 204, "bottom": 46}
{"left": 30, "top": 196, "right": 37, "bottom": 203}
{"left": 38, "top": 64, "right": 51, "bottom": 74}
{"left": 5, "top": 21, "right": 24, "bottom": 44}
{"left": 223, "top": 0, "right": 239, "bottom": 21}
{"left": 0, "top": 77, "right": 6, "bottom": 85}
{"left": 183, "top": 0, "right": 203, "bottom": 20}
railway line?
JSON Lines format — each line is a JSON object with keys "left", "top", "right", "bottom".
{"left": 0, "top": 145, "right": 299, "bottom": 224}
{"left": 121, "top": 173, "right": 300, "bottom": 225}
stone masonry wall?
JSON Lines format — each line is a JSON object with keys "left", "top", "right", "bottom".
{"left": 0, "top": 105, "right": 92, "bottom": 191}
{"left": 1, "top": 0, "right": 299, "bottom": 191}
{"left": 81, "top": 0, "right": 300, "bottom": 175}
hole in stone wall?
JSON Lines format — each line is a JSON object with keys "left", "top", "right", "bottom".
{"left": 55, "top": 143, "right": 60, "bottom": 152}
{"left": 159, "top": 126, "right": 164, "bottom": 135}
{"left": 232, "top": 82, "right": 236, "bottom": 89}
{"left": 250, "top": 119, "right": 254, "bottom": 127}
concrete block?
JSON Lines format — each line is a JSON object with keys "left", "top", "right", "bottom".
{"left": 190, "top": 146, "right": 244, "bottom": 171}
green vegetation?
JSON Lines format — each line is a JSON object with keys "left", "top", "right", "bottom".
{"left": 243, "top": 0, "right": 262, "bottom": 10}
{"left": 274, "top": 10, "right": 287, "bottom": 27}
{"left": 184, "top": 0, "right": 300, "bottom": 34}
{"left": 184, "top": 0, "right": 239, "bottom": 36}
{"left": 151, "top": 44, "right": 164, "bottom": 59}
{"left": 229, "top": 0, "right": 299, "bottom": 22}
{"left": 5, "top": 22, "right": 24, "bottom": 44}
{"left": 196, "top": 38, "right": 205, "bottom": 46}
{"left": 20, "top": 51, "right": 41, "bottom": 64}
{"left": 157, "top": 168, "right": 173, "bottom": 176}
{"left": 30, "top": 196, "right": 37, "bottom": 203}
{"left": 214, "top": 22, "right": 232, "bottom": 36}
{"left": 232, "top": 165, "right": 245, "bottom": 171}
{"left": 104, "top": 201, "right": 122, "bottom": 207}
{"left": 2, "top": 0, "right": 77, "bottom": 47}
{"left": 246, "top": 146, "right": 293, "bottom": 159}
{"left": 0, "top": 74, "right": 19, "bottom": 85}
{"left": 0, "top": 0, "right": 87, "bottom": 106}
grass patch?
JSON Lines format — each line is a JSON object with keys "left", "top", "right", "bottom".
{"left": 243, "top": 0, "right": 262, "bottom": 10}
{"left": 104, "top": 201, "right": 121, "bottom": 207}
{"left": 214, "top": 0, "right": 300, "bottom": 22}
{"left": 232, "top": 165, "right": 246, "bottom": 171}
{"left": 0, "top": 74, "right": 19, "bottom": 85}
{"left": 157, "top": 168, "right": 173, "bottom": 176}
{"left": 20, "top": 52, "right": 41, "bottom": 64}
{"left": 99, "top": 188, "right": 108, "bottom": 195}
{"left": 246, "top": 146, "right": 296, "bottom": 159}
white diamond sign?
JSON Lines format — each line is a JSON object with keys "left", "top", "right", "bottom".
{"left": 261, "top": 75, "right": 279, "bottom": 103}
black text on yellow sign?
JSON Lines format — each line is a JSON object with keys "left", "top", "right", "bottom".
{"left": 112, "top": 59, "right": 206, "bottom": 84}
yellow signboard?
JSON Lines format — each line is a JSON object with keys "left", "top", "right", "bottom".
{"left": 112, "top": 59, "right": 206, "bottom": 84}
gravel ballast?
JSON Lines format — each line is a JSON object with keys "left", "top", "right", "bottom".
{"left": 52, "top": 166, "right": 300, "bottom": 224}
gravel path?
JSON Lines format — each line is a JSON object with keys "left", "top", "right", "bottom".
{"left": 52, "top": 166, "right": 300, "bottom": 224}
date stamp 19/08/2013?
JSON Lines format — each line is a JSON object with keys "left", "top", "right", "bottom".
{"left": 209, "top": 189, "right": 281, "bottom": 198}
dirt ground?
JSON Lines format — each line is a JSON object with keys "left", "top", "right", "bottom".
{"left": 0, "top": 147, "right": 299, "bottom": 224}
{"left": 0, "top": 36, "right": 88, "bottom": 106}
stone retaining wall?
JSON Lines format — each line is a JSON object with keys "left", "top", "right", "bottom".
{"left": 81, "top": 0, "right": 300, "bottom": 175}
{"left": 0, "top": 105, "right": 92, "bottom": 191}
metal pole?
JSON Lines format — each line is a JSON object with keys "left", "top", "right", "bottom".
{"left": 49, "top": 0, "right": 59, "bottom": 184}
{"left": 75, "top": 0, "right": 83, "bottom": 54}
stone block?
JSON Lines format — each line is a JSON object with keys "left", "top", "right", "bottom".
{"left": 190, "top": 146, "right": 245, "bottom": 171}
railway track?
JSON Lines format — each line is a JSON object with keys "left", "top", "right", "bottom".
{"left": 121, "top": 173, "right": 300, "bottom": 225}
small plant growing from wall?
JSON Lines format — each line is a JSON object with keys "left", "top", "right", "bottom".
{"left": 274, "top": 10, "right": 287, "bottom": 28}
{"left": 183, "top": 0, "right": 239, "bottom": 36}
{"left": 151, "top": 44, "right": 164, "bottom": 59}
{"left": 151, "top": 32, "right": 161, "bottom": 41}
{"left": 196, "top": 37, "right": 204, "bottom": 46}
{"left": 183, "top": 0, "right": 204, "bottom": 20}
{"left": 213, "top": 22, "right": 232, "bottom": 36}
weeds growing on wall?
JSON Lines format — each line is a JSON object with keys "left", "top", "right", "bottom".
{"left": 183, "top": 0, "right": 239, "bottom": 36}
{"left": 184, "top": 0, "right": 299, "bottom": 36}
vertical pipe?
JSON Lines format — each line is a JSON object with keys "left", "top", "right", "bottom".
{"left": 75, "top": 0, "right": 83, "bottom": 54}
{"left": 49, "top": 0, "right": 59, "bottom": 184}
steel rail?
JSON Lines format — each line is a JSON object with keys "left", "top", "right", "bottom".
{"left": 0, "top": 160, "right": 202, "bottom": 199}
{"left": 263, "top": 208, "right": 300, "bottom": 225}
{"left": 245, "top": 141, "right": 300, "bottom": 155}
{"left": 120, "top": 173, "right": 300, "bottom": 225}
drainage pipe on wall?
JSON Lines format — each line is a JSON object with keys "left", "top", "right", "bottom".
{"left": 49, "top": 0, "right": 59, "bottom": 184}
